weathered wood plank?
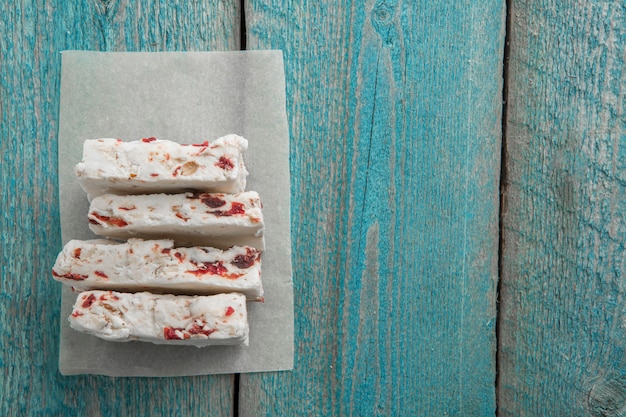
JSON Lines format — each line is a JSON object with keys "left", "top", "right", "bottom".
{"left": 240, "top": 0, "right": 505, "bottom": 415}
{"left": 0, "top": 1, "right": 239, "bottom": 415}
{"left": 499, "top": 0, "right": 626, "bottom": 415}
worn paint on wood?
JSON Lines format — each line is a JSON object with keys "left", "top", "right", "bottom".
{"left": 240, "top": 0, "right": 505, "bottom": 415}
{"left": 500, "top": 0, "right": 626, "bottom": 415}
{"left": 0, "top": 1, "right": 239, "bottom": 415}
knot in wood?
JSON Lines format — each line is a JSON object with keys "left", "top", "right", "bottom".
{"left": 94, "top": 0, "right": 117, "bottom": 18}
{"left": 371, "top": 1, "right": 394, "bottom": 25}
{"left": 371, "top": 1, "right": 398, "bottom": 45}
{"left": 588, "top": 375, "right": 626, "bottom": 417}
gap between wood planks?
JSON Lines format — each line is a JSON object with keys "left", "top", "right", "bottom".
{"left": 495, "top": 0, "right": 512, "bottom": 414}
{"left": 239, "top": 0, "right": 247, "bottom": 51}
{"left": 234, "top": 1, "right": 245, "bottom": 416}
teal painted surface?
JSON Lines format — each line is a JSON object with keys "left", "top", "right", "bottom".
{"left": 3, "top": 0, "right": 513, "bottom": 415}
{"left": 240, "top": 0, "right": 504, "bottom": 415}
{"left": 1, "top": 1, "right": 239, "bottom": 415}
{"left": 499, "top": 0, "right": 626, "bottom": 415}
{"left": 6, "top": 0, "right": 625, "bottom": 414}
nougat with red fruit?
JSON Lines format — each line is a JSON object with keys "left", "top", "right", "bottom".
{"left": 69, "top": 291, "right": 249, "bottom": 346}
{"left": 53, "top": 238, "right": 263, "bottom": 301}
{"left": 75, "top": 135, "right": 248, "bottom": 200}
{"left": 87, "top": 191, "right": 265, "bottom": 250}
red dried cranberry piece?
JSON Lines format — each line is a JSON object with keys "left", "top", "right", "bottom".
{"left": 89, "top": 212, "right": 128, "bottom": 227}
{"left": 231, "top": 248, "right": 259, "bottom": 269}
{"left": 81, "top": 294, "right": 97, "bottom": 308}
{"left": 187, "top": 261, "right": 228, "bottom": 276}
{"left": 64, "top": 273, "right": 89, "bottom": 281}
{"left": 216, "top": 156, "right": 234, "bottom": 170}
{"left": 214, "top": 202, "right": 245, "bottom": 217}
{"left": 164, "top": 327, "right": 182, "bottom": 340}
{"left": 227, "top": 202, "right": 245, "bottom": 215}
{"left": 201, "top": 196, "right": 226, "bottom": 208}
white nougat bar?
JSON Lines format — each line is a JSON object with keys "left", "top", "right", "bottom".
{"left": 87, "top": 191, "right": 265, "bottom": 250}
{"left": 75, "top": 135, "right": 249, "bottom": 200}
{"left": 53, "top": 238, "right": 264, "bottom": 300}
{"left": 69, "top": 291, "right": 249, "bottom": 346}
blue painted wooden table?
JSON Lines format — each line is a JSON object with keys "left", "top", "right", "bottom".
{"left": 1, "top": 0, "right": 624, "bottom": 415}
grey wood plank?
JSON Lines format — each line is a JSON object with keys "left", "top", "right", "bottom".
{"left": 239, "top": 0, "right": 506, "bottom": 415}
{"left": 499, "top": 0, "right": 626, "bottom": 415}
{"left": 0, "top": 1, "right": 239, "bottom": 415}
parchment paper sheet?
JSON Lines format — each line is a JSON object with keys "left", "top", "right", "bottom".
{"left": 57, "top": 51, "right": 293, "bottom": 376}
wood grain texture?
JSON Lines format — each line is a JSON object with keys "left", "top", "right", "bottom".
{"left": 499, "top": 0, "right": 626, "bottom": 415}
{"left": 0, "top": 1, "right": 239, "bottom": 415}
{"left": 240, "top": 0, "right": 505, "bottom": 415}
